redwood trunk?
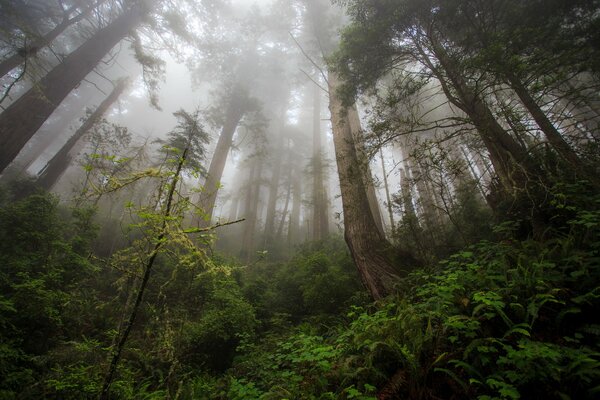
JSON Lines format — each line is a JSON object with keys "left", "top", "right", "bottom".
{"left": 328, "top": 72, "right": 401, "bottom": 300}
{"left": 311, "top": 83, "right": 329, "bottom": 241}
{"left": 0, "top": 4, "right": 144, "bottom": 173}
{"left": 347, "top": 105, "right": 386, "bottom": 237}
{"left": 199, "top": 94, "right": 245, "bottom": 224}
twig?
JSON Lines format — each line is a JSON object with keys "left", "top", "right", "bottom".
{"left": 0, "top": 59, "right": 27, "bottom": 107}
{"left": 183, "top": 218, "right": 245, "bottom": 233}
{"left": 289, "top": 31, "right": 329, "bottom": 86}
{"left": 299, "top": 68, "right": 328, "bottom": 94}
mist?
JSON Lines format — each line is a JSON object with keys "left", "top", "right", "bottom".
{"left": 0, "top": 0, "right": 599, "bottom": 398}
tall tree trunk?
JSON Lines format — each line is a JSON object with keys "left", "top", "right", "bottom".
{"left": 263, "top": 119, "right": 285, "bottom": 242}
{"left": 288, "top": 165, "right": 301, "bottom": 247}
{"left": 0, "top": 3, "right": 145, "bottom": 173}
{"left": 36, "top": 78, "right": 128, "bottom": 189}
{"left": 347, "top": 105, "right": 386, "bottom": 237}
{"left": 199, "top": 92, "right": 246, "bottom": 224}
{"left": 240, "top": 156, "right": 262, "bottom": 262}
{"left": 328, "top": 72, "right": 403, "bottom": 300}
{"left": 311, "top": 83, "right": 329, "bottom": 241}
{"left": 0, "top": 0, "right": 103, "bottom": 79}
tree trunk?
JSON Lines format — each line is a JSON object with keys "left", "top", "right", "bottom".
{"left": 36, "top": 78, "right": 128, "bottom": 190}
{"left": 311, "top": 83, "right": 329, "bottom": 241}
{"left": 0, "top": 0, "right": 103, "bottom": 79}
{"left": 328, "top": 72, "right": 402, "bottom": 300}
{"left": 507, "top": 73, "right": 589, "bottom": 173}
{"left": 380, "top": 148, "right": 395, "bottom": 233}
{"left": 240, "top": 156, "right": 262, "bottom": 262}
{"left": 423, "top": 39, "right": 538, "bottom": 193}
{"left": 347, "top": 105, "right": 386, "bottom": 237}
{"left": 288, "top": 165, "right": 301, "bottom": 247}
{"left": 0, "top": 3, "right": 145, "bottom": 173}
{"left": 198, "top": 92, "right": 246, "bottom": 224}
{"left": 263, "top": 119, "right": 284, "bottom": 242}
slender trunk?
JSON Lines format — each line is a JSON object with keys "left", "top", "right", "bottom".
{"left": 99, "top": 146, "right": 188, "bottom": 400}
{"left": 288, "top": 165, "right": 301, "bottom": 247}
{"left": 379, "top": 148, "right": 395, "bottom": 233}
{"left": 420, "top": 38, "right": 539, "bottom": 192}
{"left": 0, "top": 0, "right": 103, "bottom": 79}
{"left": 328, "top": 72, "right": 404, "bottom": 300}
{"left": 264, "top": 120, "right": 284, "bottom": 241}
{"left": 507, "top": 73, "right": 589, "bottom": 173}
{"left": 0, "top": 3, "right": 145, "bottom": 173}
{"left": 36, "top": 78, "right": 128, "bottom": 189}
{"left": 199, "top": 93, "right": 246, "bottom": 224}
{"left": 240, "top": 156, "right": 262, "bottom": 262}
{"left": 276, "top": 175, "right": 292, "bottom": 241}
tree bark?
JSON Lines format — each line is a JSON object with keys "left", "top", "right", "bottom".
{"left": 36, "top": 78, "right": 128, "bottom": 189}
{"left": 347, "top": 105, "right": 386, "bottom": 237}
{"left": 328, "top": 72, "right": 403, "bottom": 300}
{"left": 0, "top": 3, "right": 145, "bottom": 173}
{"left": 198, "top": 92, "right": 246, "bottom": 224}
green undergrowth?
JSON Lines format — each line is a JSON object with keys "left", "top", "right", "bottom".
{"left": 1, "top": 182, "right": 599, "bottom": 399}
{"left": 196, "top": 186, "right": 600, "bottom": 400}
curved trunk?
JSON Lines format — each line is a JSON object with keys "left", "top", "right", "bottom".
{"left": 198, "top": 94, "right": 245, "bottom": 224}
{"left": 0, "top": 3, "right": 145, "bottom": 173}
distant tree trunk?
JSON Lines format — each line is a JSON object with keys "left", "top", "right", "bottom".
{"left": 400, "top": 167, "right": 416, "bottom": 220}
{"left": 379, "top": 148, "right": 395, "bottom": 233}
{"left": 36, "top": 78, "right": 128, "bottom": 189}
{"left": 506, "top": 73, "right": 590, "bottom": 174}
{"left": 0, "top": 3, "right": 145, "bottom": 173}
{"left": 347, "top": 105, "right": 386, "bottom": 237}
{"left": 263, "top": 118, "right": 285, "bottom": 242}
{"left": 328, "top": 72, "right": 404, "bottom": 300}
{"left": 420, "top": 38, "right": 538, "bottom": 193}
{"left": 228, "top": 195, "right": 240, "bottom": 221}
{"left": 288, "top": 165, "right": 301, "bottom": 247}
{"left": 311, "top": 83, "right": 329, "bottom": 241}
{"left": 199, "top": 92, "right": 246, "bottom": 224}
{"left": 0, "top": 0, "right": 103, "bottom": 79}
{"left": 240, "top": 156, "right": 262, "bottom": 262}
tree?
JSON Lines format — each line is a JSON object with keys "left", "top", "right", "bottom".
{"left": 0, "top": 0, "right": 104, "bottom": 79}
{"left": 0, "top": 1, "right": 148, "bottom": 173}
{"left": 36, "top": 78, "right": 130, "bottom": 190}
{"left": 328, "top": 72, "right": 404, "bottom": 299}
{"left": 99, "top": 109, "right": 209, "bottom": 398}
